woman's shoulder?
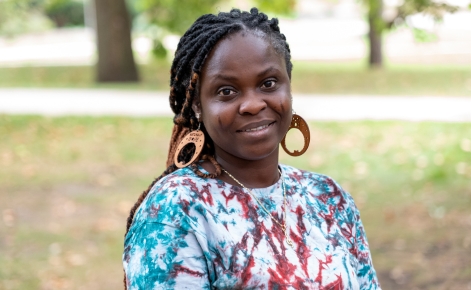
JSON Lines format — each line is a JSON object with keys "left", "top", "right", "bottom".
{"left": 149, "top": 166, "right": 203, "bottom": 194}
{"left": 132, "top": 167, "right": 207, "bottom": 225}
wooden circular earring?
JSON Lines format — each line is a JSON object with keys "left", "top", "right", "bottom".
{"left": 281, "top": 113, "right": 310, "bottom": 156}
{"left": 174, "top": 114, "right": 205, "bottom": 168}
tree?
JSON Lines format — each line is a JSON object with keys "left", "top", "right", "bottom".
{"left": 95, "top": 0, "right": 139, "bottom": 82}
{"left": 255, "top": 0, "right": 462, "bottom": 69}
{"left": 367, "top": 0, "right": 384, "bottom": 68}
{"left": 365, "top": 0, "right": 460, "bottom": 68}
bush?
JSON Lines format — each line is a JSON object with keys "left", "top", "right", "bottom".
{"left": 45, "top": 0, "right": 84, "bottom": 28}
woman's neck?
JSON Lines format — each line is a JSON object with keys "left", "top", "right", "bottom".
{"left": 209, "top": 147, "right": 281, "bottom": 188}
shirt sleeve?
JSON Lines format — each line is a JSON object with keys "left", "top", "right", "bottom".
{"left": 123, "top": 221, "right": 210, "bottom": 290}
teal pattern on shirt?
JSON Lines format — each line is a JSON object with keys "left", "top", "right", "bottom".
{"left": 123, "top": 164, "right": 381, "bottom": 289}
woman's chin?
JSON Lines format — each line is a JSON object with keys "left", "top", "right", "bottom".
{"left": 217, "top": 145, "right": 280, "bottom": 164}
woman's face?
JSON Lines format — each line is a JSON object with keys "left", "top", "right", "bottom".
{"left": 193, "top": 31, "right": 292, "bottom": 164}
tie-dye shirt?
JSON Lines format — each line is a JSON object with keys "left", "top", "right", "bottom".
{"left": 123, "top": 164, "right": 381, "bottom": 289}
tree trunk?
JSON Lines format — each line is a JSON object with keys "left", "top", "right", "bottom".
{"left": 368, "top": 0, "right": 383, "bottom": 68}
{"left": 94, "top": 0, "right": 139, "bottom": 82}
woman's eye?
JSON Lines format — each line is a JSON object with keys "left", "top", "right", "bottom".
{"left": 217, "top": 88, "right": 235, "bottom": 96}
{"left": 262, "top": 80, "right": 276, "bottom": 89}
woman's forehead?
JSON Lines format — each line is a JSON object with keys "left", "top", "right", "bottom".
{"left": 201, "top": 32, "right": 285, "bottom": 75}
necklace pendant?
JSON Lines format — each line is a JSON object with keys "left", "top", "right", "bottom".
{"left": 286, "top": 237, "right": 294, "bottom": 248}
{"left": 285, "top": 231, "right": 294, "bottom": 247}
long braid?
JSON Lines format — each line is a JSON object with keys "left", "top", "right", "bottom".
{"left": 176, "top": 72, "right": 199, "bottom": 126}
{"left": 124, "top": 8, "right": 293, "bottom": 289}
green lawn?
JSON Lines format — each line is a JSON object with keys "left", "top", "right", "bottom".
{"left": 1, "top": 115, "right": 470, "bottom": 289}
{"left": 1, "top": 62, "right": 471, "bottom": 95}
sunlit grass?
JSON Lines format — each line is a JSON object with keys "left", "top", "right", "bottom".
{"left": 1, "top": 62, "right": 471, "bottom": 95}
{"left": 291, "top": 61, "right": 471, "bottom": 96}
{"left": 1, "top": 115, "right": 470, "bottom": 289}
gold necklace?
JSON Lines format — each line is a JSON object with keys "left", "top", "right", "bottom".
{"left": 222, "top": 168, "right": 294, "bottom": 248}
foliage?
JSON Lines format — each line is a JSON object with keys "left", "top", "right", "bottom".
{"left": 380, "top": 0, "right": 462, "bottom": 43}
{"left": 363, "top": 0, "right": 463, "bottom": 34}
{"left": 412, "top": 28, "right": 438, "bottom": 42}
{"left": 250, "top": 0, "right": 463, "bottom": 67}
{"left": 0, "top": 0, "right": 84, "bottom": 36}
{"left": 393, "top": 0, "right": 460, "bottom": 23}
{"left": 128, "top": 0, "right": 220, "bottom": 58}
{"left": 151, "top": 39, "right": 168, "bottom": 59}
{"left": 394, "top": 0, "right": 461, "bottom": 42}
{"left": 44, "top": 0, "right": 85, "bottom": 28}
{"left": 132, "top": 0, "right": 220, "bottom": 35}
{"left": 0, "top": 0, "right": 53, "bottom": 37}
{"left": 362, "top": 0, "right": 463, "bottom": 66}
{"left": 367, "top": 0, "right": 386, "bottom": 32}
{"left": 253, "top": 0, "right": 296, "bottom": 16}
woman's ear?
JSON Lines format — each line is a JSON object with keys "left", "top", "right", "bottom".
{"left": 192, "top": 97, "right": 201, "bottom": 117}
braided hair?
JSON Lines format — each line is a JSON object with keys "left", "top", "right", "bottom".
{"left": 125, "top": 7, "right": 292, "bottom": 235}
{"left": 124, "top": 11, "right": 293, "bottom": 287}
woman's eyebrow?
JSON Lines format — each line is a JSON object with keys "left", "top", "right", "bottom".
{"left": 212, "top": 73, "right": 238, "bottom": 81}
{"left": 209, "top": 67, "right": 279, "bottom": 81}
{"left": 257, "top": 66, "right": 278, "bottom": 77}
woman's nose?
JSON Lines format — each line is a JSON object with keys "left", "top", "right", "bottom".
{"left": 238, "top": 92, "right": 267, "bottom": 115}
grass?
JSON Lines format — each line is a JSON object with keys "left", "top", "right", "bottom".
{"left": 292, "top": 62, "right": 471, "bottom": 96}
{"left": 1, "top": 115, "right": 470, "bottom": 289}
{"left": 1, "top": 61, "right": 471, "bottom": 95}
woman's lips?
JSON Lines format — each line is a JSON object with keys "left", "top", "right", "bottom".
{"left": 237, "top": 121, "right": 275, "bottom": 133}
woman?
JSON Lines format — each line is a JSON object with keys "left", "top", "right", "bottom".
{"left": 123, "top": 8, "right": 381, "bottom": 289}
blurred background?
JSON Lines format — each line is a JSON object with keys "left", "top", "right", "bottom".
{"left": 1, "top": 0, "right": 471, "bottom": 289}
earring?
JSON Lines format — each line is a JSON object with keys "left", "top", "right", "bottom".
{"left": 281, "top": 113, "right": 310, "bottom": 156}
{"left": 173, "top": 122, "right": 205, "bottom": 168}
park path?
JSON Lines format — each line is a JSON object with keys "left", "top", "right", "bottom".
{"left": 1, "top": 88, "right": 471, "bottom": 122}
